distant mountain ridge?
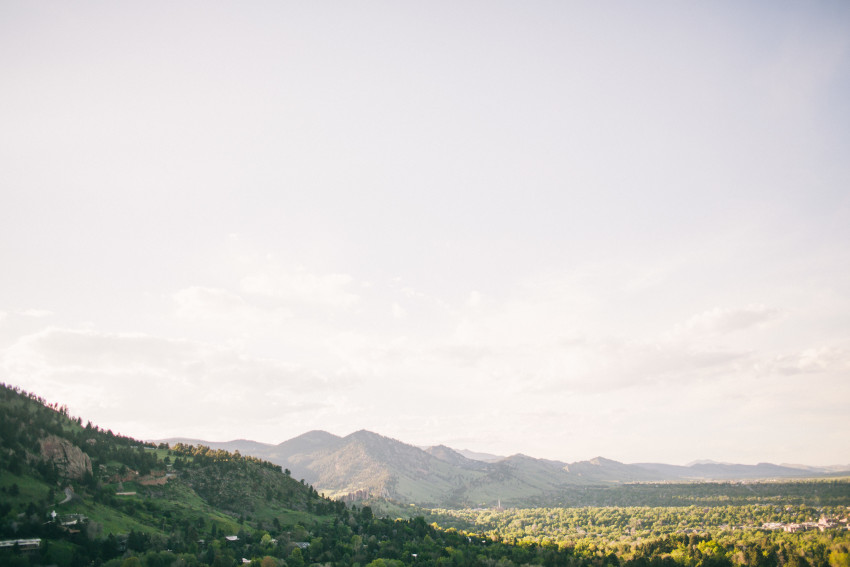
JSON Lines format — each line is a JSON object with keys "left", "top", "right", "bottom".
{"left": 158, "top": 430, "right": 850, "bottom": 508}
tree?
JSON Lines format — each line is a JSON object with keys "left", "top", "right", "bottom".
{"left": 831, "top": 551, "right": 850, "bottom": 567}
{"left": 288, "top": 547, "right": 305, "bottom": 567}
{"left": 361, "top": 506, "right": 373, "bottom": 522}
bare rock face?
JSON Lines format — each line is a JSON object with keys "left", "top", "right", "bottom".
{"left": 40, "top": 435, "right": 92, "bottom": 480}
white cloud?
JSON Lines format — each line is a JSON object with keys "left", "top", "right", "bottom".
{"left": 391, "top": 302, "right": 407, "bottom": 319}
{"left": 0, "top": 311, "right": 58, "bottom": 350}
{"left": 0, "top": 327, "right": 344, "bottom": 441}
{"left": 241, "top": 266, "right": 359, "bottom": 309}
{"left": 173, "top": 286, "right": 289, "bottom": 323}
{"left": 21, "top": 309, "right": 53, "bottom": 318}
{"left": 759, "top": 342, "right": 850, "bottom": 376}
{"left": 682, "top": 305, "right": 783, "bottom": 336}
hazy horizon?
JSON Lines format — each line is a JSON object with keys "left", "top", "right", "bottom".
{"left": 2, "top": 2, "right": 849, "bottom": 466}
{"left": 148, "top": 428, "right": 850, "bottom": 468}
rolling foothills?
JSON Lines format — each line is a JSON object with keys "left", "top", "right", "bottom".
{"left": 159, "top": 432, "right": 849, "bottom": 509}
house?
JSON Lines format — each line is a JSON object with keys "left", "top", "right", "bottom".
{"left": 0, "top": 539, "right": 41, "bottom": 552}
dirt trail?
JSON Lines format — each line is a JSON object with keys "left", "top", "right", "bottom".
{"left": 58, "top": 487, "right": 74, "bottom": 505}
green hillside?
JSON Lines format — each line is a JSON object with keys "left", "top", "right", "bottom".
{"left": 0, "top": 383, "right": 337, "bottom": 566}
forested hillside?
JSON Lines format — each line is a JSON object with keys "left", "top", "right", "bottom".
{"left": 0, "top": 383, "right": 335, "bottom": 566}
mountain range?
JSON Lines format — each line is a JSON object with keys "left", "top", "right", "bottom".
{"left": 160, "top": 430, "right": 850, "bottom": 508}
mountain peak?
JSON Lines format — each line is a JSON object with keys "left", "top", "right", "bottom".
{"left": 347, "top": 429, "right": 388, "bottom": 441}
{"left": 350, "top": 429, "right": 376, "bottom": 436}
{"left": 302, "top": 429, "right": 340, "bottom": 438}
{"left": 588, "top": 456, "right": 622, "bottom": 466}
{"left": 274, "top": 430, "right": 343, "bottom": 461}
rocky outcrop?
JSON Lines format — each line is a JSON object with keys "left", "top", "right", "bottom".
{"left": 40, "top": 435, "right": 92, "bottom": 480}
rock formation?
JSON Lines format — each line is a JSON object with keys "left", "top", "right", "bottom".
{"left": 40, "top": 435, "right": 92, "bottom": 480}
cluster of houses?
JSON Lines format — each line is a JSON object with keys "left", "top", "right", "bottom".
{"left": 47, "top": 510, "right": 88, "bottom": 533}
{"left": 761, "top": 516, "right": 847, "bottom": 533}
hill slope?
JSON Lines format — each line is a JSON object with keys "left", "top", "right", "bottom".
{"left": 0, "top": 383, "right": 342, "bottom": 566}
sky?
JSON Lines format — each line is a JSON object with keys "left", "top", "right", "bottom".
{"left": 1, "top": 1, "right": 849, "bottom": 466}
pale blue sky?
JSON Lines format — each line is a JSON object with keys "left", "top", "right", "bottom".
{"left": 1, "top": 1, "right": 849, "bottom": 465}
